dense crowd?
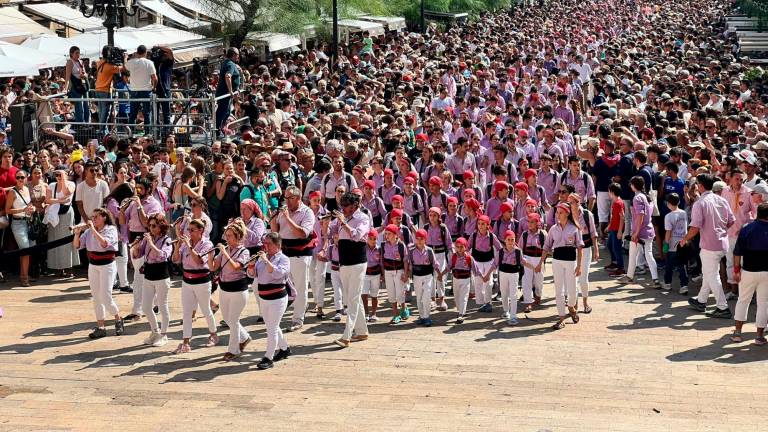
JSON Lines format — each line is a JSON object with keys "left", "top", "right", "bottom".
{"left": 3, "top": 0, "right": 768, "bottom": 366}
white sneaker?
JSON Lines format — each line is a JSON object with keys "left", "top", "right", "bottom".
{"left": 332, "top": 312, "right": 342, "bottom": 322}
{"left": 152, "top": 334, "right": 168, "bottom": 347}
{"left": 508, "top": 316, "right": 519, "bottom": 326}
{"left": 501, "top": 312, "right": 510, "bottom": 320}
{"left": 679, "top": 286, "right": 689, "bottom": 295}
{"left": 143, "top": 332, "right": 157, "bottom": 345}
{"left": 368, "top": 315, "right": 378, "bottom": 322}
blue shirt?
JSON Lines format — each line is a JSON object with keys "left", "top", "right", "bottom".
{"left": 660, "top": 176, "right": 685, "bottom": 217}
{"left": 733, "top": 219, "right": 768, "bottom": 272}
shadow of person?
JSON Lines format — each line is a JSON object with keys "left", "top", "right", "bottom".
{"left": 667, "top": 333, "right": 768, "bottom": 364}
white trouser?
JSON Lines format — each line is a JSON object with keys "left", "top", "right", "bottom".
{"left": 220, "top": 289, "right": 250, "bottom": 355}
{"left": 131, "top": 255, "right": 145, "bottom": 315}
{"left": 433, "top": 252, "right": 447, "bottom": 297}
{"left": 261, "top": 295, "right": 289, "bottom": 360}
{"left": 413, "top": 274, "right": 434, "bottom": 319}
{"left": 552, "top": 259, "right": 577, "bottom": 317}
{"left": 596, "top": 191, "right": 611, "bottom": 224}
{"left": 626, "top": 240, "right": 658, "bottom": 280}
{"left": 735, "top": 270, "right": 768, "bottom": 327}
{"left": 473, "top": 260, "right": 495, "bottom": 306}
{"left": 289, "top": 256, "right": 311, "bottom": 324}
{"left": 248, "top": 282, "right": 262, "bottom": 317}
{"left": 622, "top": 199, "right": 632, "bottom": 247}
{"left": 341, "top": 263, "right": 368, "bottom": 340}
{"left": 725, "top": 236, "right": 738, "bottom": 284}
{"left": 181, "top": 281, "right": 215, "bottom": 339}
{"left": 143, "top": 278, "right": 170, "bottom": 333}
{"left": 362, "top": 274, "right": 381, "bottom": 297}
{"left": 578, "top": 247, "right": 593, "bottom": 298}
{"left": 697, "top": 249, "right": 727, "bottom": 309}
{"left": 309, "top": 257, "right": 328, "bottom": 309}
{"left": 89, "top": 262, "right": 118, "bottom": 321}
{"left": 522, "top": 255, "right": 544, "bottom": 304}
{"left": 330, "top": 268, "right": 344, "bottom": 311}
{"left": 453, "top": 277, "right": 471, "bottom": 315}
{"left": 498, "top": 271, "right": 519, "bottom": 315}
{"left": 384, "top": 269, "right": 407, "bottom": 305}
{"left": 116, "top": 253, "right": 129, "bottom": 287}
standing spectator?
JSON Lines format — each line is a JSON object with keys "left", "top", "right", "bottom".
{"left": 76, "top": 162, "right": 110, "bottom": 224}
{"left": 125, "top": 45, "right": 157, "bottom": 132}
{"left": 93, "top": 45, "right": 124, "bottom": 134}
{"left": 215, "top": 48, "right": 242, "bottom": 136}
{"left": 64, "top": 46, "right": 89, "bottom": 124}
{"left": 731, "top": 203, "right": 768, "bottom": 345}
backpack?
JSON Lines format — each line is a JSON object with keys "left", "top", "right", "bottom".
{"left": 522, "top": 230, "right": 546, "bottom": 250}
{"left": 378, "top": 184, "right": 403, "bottom": 200}
{"left": 323, "top": 171, "right": 354, "bottom": 194}
{"left": 560, "top": 170, "right": 590, "bottom": 191}
{"left": 470, "top": 231, "right": 498, "bottom": 252}
{"left": 409, "top": 247, "right": 435, "bottom": 268}
{"left": 499, "top": 247, "right": 522, "bottom": 268}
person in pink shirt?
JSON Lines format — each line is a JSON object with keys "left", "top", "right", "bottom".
{"left": 721, "top": 169, "right": 756, "bottom": 297}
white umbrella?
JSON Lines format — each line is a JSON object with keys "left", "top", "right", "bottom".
{"left": 0, "top": 55, "right": 40, "bottom": 77}
{"left": 21, "top": 34, "right": 72, "bottom": 66}
{"left": 0, "top": 41, "right": 60, "bottom": 69}
{"left": 67, "top": 31, "right": 142, "bottom": 58}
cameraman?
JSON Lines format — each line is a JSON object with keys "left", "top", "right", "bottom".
{"left": 152, "top": 46, "right": 174, "bottom": 137}
{"left": 214, "top": 47, "right": 242, "bottom": 138}
{"left": 93, "top": 45, "right": 124, "bottom": 135}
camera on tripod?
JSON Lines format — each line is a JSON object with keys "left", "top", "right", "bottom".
{"left": 104, "top": 46, "right": 126, "bottom": 65}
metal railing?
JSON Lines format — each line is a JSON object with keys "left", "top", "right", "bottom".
{"left": 32, "top": 90, "right": 242, "bottom": 146}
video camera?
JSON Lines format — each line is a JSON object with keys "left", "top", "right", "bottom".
{"left": 104, "top": 46, "right": 126, "bottom": 66}
{"left": 150, "top": 46, "right": 175, "bottom": 66}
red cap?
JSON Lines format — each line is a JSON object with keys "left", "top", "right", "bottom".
{"left": 494, "top": 181, "right": 510, "bottom": 193}
{"left": 384, "top": 168, "right": 394, "bottom": 177}
{"left": 428, "top": 176, "right": 442, "bottom": 186}
{"left": 455, "top": 237, "right": 468, "bottom": 247}
{"left": 500, "top": 202, "right": 514, "bottom": 214}
{"left": 351, "top": 188, "right": 362, "bottom": 195}
{"left": 403, "top": 74, "right": 412, "bottom": 82}
{"left": 504, "top": 230, "right": 516, "bottom": 240}
{"left": 518, "top": 129, "right": 529, "bottom": 138}
{"left": 385, "top": 224, "right": 400, "bottom": 235}
{"left": 514, "top": 181, "right": 529, "bottom": 192}
{"left": 407, "top": 170, "right": 419, "bottom": 180}
{"left": 464, "top": 198, "right": 481, "bottom": 210}
{"left": 367, "top": 229, "right": 379, "bottom": 238}
{"left": 363, "top": 180, "right": 375, "bottom": 189}
{"left": 527, "top": 213, "right": 542, "bottom": 222}
{"left": 390, "top": 208, "right": 404, "bottom": 218}
{"left": 391, "top": 194, "right": 404, "bottom": 203}
{"left": 556, "top": 203, "right": 571, "bottom": 214}
{"left": 524, "top": 169, "right": 537, "bottom": 180}
{"left": 428, "top": 206, "right": 442, "bottom": 216}
{"left": 463, "top": 170, "right": 475, "bottom": 180}
{"left": 525, "top": 198, "right": 538, "bottom": 207}
{"left": 478, "top": 215, "right": 491, "bottom": 225}
{"left": 404, "top": 177, "right": 416, "bottom": 185}
{"left": 415, "top": 229, "right": 428, "bottom": 240}
{"left": 447, "top": 196, "right": 459, "bottom": 205}
{"left": 463, "top": 189, "right": 476, "bottom": 199}
{"left": 415, "top": 133, "right": 429, "bottom": 142}
{"left": 308, "top": 191, "right": 322, "bottom": 200}
{"left": 353, "top": 165, "right": 364, "bottom": 174}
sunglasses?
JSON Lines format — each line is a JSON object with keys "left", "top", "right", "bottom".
{"left": 16, "top": 176, "right": 26, "bottom": 180}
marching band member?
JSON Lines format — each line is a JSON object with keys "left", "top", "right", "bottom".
{"left": 133, "top": 213, "right": 173, "bottom": 347}
{"left": 172, "top": 219, "right": 218, "bottom": 354}
{"left": 211, "top": 220, "right": 252, "bottom": 361}
{"left": 271, "top": 185, "right": 316, "bottom": 332}
{"left": 469, "top": 215, "right": 501, "bottom": 313}
{"left": 103, "top": 183, "right": 134, "bottom": 292}
{"left": 521, "top": 213, "right": 547, "bottom": 312}
{"left": 569, "top": 193, "right": 598, "bottom": 313}
{"left": 73, "top": 208, "right": 123, "bottom": 339}
{"left": 240, "top": 199, "right": 266, "bottom": 254}
{"left": 409, "top": 229, "right": 438, "bottom": 326}
{"left": 247, "top": 232, "right": 292, "bottom": 370}
{"left": 178, "top": 197, "right": 213, "bottom": 240}
{"left": 121, "top": 179, "right": 163, "bottom": 323}
{"left": 363, "top": 229, "right": 382, "bottom": 322}
{"left": 327, "top": 218, "right": 345, "bottom": 321}
{"left": 498, "top": 230, "right": 523, "bottom": 325}
{"left": 334, "top": 192, "right": 372, "bottom": 348}
{"left": 543, "top": 203, "right": 584, "bottom": 330}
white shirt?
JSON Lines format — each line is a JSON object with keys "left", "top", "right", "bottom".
{"left": 125, "top": 57, "right": 156, "bottom": 91}
{"left": 76, "top": 179, "right": 110, "bottom": 218}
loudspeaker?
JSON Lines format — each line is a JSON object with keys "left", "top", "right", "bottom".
{"left": 9, "top": 103, "right": 35, "bottom": 151}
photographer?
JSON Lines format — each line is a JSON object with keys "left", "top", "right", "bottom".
{"left": 215, "top": 47, "right": 242, "bottom": 137}
{"left": 151, "top": 46, "right": 174, "bottom": 137}
{"left": 93, "top": 45, "right": 125, "bottom": 135}
{"left": 125, "top": 45, "right": 157, "bottom": 133}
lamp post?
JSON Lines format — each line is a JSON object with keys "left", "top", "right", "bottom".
{"left": 79, "top": 0, "right": 138, "bottom": 47}
{"left": 420, "top": 0, "right": 425, "bottom": 33}
{"left": 331, "top": 0, "right": 338, "bottom": 73}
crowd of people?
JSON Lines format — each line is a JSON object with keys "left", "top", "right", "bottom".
{"left": 3, "top": 0, "right": 768, "bottom": 366}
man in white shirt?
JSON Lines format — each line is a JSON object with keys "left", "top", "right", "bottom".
{"left": 75, "top": 161, "right": 110, "bottom": 223}
{"left": 125, "top": 45, "right": 157, "bottom": 130}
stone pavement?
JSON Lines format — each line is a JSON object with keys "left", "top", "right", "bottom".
{"left": 1, "top": 255, "right": 767, "bottom": 432}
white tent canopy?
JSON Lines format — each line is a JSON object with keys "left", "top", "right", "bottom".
{"left": 0, "top": 7, "right": 55, "bottom": 44}
{"left": 167, "top": 0, "right": 243, "bottom": 23}
{"left": 246, "top": 32, "right": 301, "bottom": 53}
{"left": 117, "top": 24, "right": 204, "bottom": 48}
{"left": 0, "top": 41, "right": 66, "bottom": 69}
{"left": 137, "top": 0, "right": 210, "bottom": 29}
{"left": 20, "top": 34, "right": 72, "bottom": 65}
{"left": 21, "top": 2, "right": 104, "bottom": 33}
{"left": 358, "top": 16, "right": 406, "bottom": 32}
{"left": 0, "top": 55, "right": 39, "bottom": 77}
{"left": 67, "top": 30, "right": 142, "bottom": 58}
{"left": 332, "top": 19, "right": 386, "bottom": 41}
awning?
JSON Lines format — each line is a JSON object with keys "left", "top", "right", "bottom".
{"left": 0, "top": 40, "right": 64, "bottom": 69}
{"left": 167, "top": 0, "right": 242, "bottom": 23}
{"left": 21, "top": 2, "right": 104, "bottom": 33}
{"left": 117, "top": 24, "right": 204, "bottom": 48}
{"left": 0, "top": 7, "right": 55, "bottom": 44}
{"left": 0, "top": 54, "right": 39, "bottom": 77}
{"left": 137, "top": 0, "right": 210, "bottom": 30}
{"left": 66, "top": 30, "right": 143, "bottom": 58}
{"left": 334, "top": 19, "right": 385, "bottom": 37}
{"left": 358, "top": 16, "right": 406, "bottom": 32}
{"left": 245, "top": 32, "right": 301, "bottom": 52}
{"left": 20, "top": 34, "right": 72, "bottom": 66}
{"left": 172, "top": 39, "right": 224, "bottom": 67}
